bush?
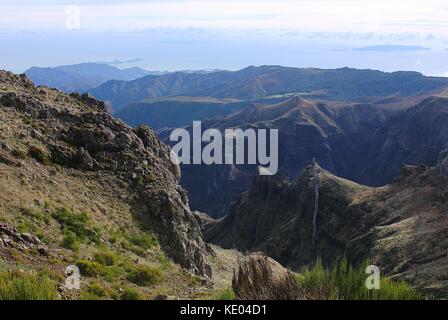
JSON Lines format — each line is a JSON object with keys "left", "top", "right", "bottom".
{"left": 126, "top": 265, "right": 163, "bottom": 287}
{"left": 28, "top": 146, "right": 51, "bottom": 165}
{"left": 232, "top": 255, "right": 300, "bottom": 300}
{"left": 52, "top": 208, "right": 98, "bottom": 243}
{"left": 120, "top": 288, "right": 142, "bottom": 300}
{"left": 94, "top": 250, "right": 118, "bottom": 266}
{"left": 76, "top": 259, "right": 106, "bottom": 277}
{"left": 81, "top": 282, "right": 109, "bottom": 300}
{"left": 296, "top": 258, "right": 421, "bottom": 300}
{"left": 126, "top": 233, "right": 158, "bottom": 249}
{"left": 231, "top": 256, "right": 420, "bottom": 300}
{"left": 0, "top": 270, "right": 58, "bottom": 300}
{"left": 11, "top": 149, "right": 27, "bottom": 160}
{"left": 60, "top": 231, "right": 79, "bottom": 251}
{"left": 211, "top": 287, "right": 235, "bottom": 300}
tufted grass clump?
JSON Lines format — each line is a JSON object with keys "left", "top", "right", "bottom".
{"left": 120, "top": 287, "right": 142, "bottom": 300}
{"left": 76, "top": 259, "right": 107, "bottom": 277}
{"left": 94, "top": 249, "right": 119, "bottom": 267}
{"left": 211, "top": 287, "right": 235, "bottom": 300}
{"left": 296, "top": 258, "right": 421, "bottom": 300}
{"left": 52, "top": 208, "right": 99, "bottom": 244}
{"left": 28, "top": 146, "right": 51, "bottom": 165}
{"left": 0, "top": 270, "right": 58, "bottom": 300}
{"left": 126, "top": 265, "right": 163, "bottom": 287}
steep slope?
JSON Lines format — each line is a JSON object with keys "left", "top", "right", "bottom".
{"left": 161, "top": 97, "right": 388, "bottom": 217}
{"left": 115, "top": 97, "right": 248, "bottom": 130}
{"left": 361, "top": 96, "right": 448, "bottom": 186}
{"left": 26, "top": 63, "right": 152, "bottom": 93}
{"left": 0, "top": 71, "right": 211, "bottom": 279}
{"left": 90, "top": 65, "right": 448, "bottom": 109}
{"left": 204, "top": 160, "right": 448, "bottom": 296}
{"left": 162, "top": 96, "right": 448, "bottom": 217}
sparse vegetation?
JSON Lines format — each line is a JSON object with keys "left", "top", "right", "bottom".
{"left": 231, "top": 256, "right": 421, "bottom": 300}
{"left": 80, "top": 282, "right": 116, "bottom": 300}
{"left": 52, "top": 208, "right": 99, "bottom": 244}
{"left": 296, "top": 258, "right": 421, "bottom": 300}
{"left": 0, "top": 270, "right": 58, "bottom": 300}
{"left": 126, "top": 265, "right": 163, "bottom": 287}
{"left": 76, "top": 259, "right": 106, "bottom": 277}
{"left": 120, "top": 287, "right": 142, "bottom": 300}
{"left": 94, "top": 249, "right": 119, "bottom": 266}
{"left": 11, "top": 148, "right": 27, "bottom": 160}
{"left": 28, "top": 146, "right": 51, "bottom": 165}
{"left": 211, "top": 287, "right": 235, "bottom": 300}
{"left": 60, "top": 231, "right": 79, "bottom": 251}
{"left": 232, "top": 255, "right": 300, "bottom": 300}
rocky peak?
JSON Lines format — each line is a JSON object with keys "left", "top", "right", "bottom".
{"left": 0, "top": 71, "right": 211, "bottom": 276}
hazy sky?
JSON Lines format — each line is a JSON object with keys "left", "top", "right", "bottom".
{"left": 1, "top": 0, "right": 448, "bottom": 75}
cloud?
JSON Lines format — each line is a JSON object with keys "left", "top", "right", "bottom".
{"left": 353, "top": 45, "right": 431, "bottom": 52}
{"left": 95, "top": 58, "right": 144, "bottom": 65}
{"left": 1, "top": 0, "right": 447, "bottom": 37}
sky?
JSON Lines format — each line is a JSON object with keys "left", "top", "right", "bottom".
{"left": 1, "top": 0, "right": 448, "bottom": 75}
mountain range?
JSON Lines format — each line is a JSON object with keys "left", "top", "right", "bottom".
{"left": 2, "top": 66, "right": 448, "bottom": 299}
{"left": 159, "top": 94, "right": 448, "bottom": 217}
{"left": 25, "top": 63, "right": 155, "bottom": 93}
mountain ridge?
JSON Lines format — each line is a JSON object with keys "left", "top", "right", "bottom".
{"left": 25, "top": 63, "right": 154, "bottom": 93}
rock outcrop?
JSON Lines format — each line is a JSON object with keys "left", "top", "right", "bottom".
{"left": 0, "top": 71, "right": 211, "bottom": 276}
{"left": 204, "top": 158, "right": 448, "bottom": 296}
{"left": 437, "top": 145, "right": 448, "bottom": 180}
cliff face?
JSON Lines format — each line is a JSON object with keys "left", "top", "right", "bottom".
{"left": 164, "top": 96, "right": 448, "bottom": 218}
{"left": 0, "top": 71, "right": 211, "bottom": 276}
{"left": 437, "top": 145, "right": 448, "bottom": 180}
{"left": 204, "top": 159, "right": 448, "bottom": 296}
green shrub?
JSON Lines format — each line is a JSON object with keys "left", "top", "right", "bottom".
{"left": 21, "top": 208, "right": 50, "bottom": 224}
{"left": 0, "top": 270, "right": 58, "bottom": 300}
{"left": 126, "top": 265, "right": 163, "bottom": 287}
{"left": 76, "top": 259, "right": 106, "bottom": 277}
{"left": 28, "top": 146, "right": 51, "bottom": 165}
{"left": 60, "top": 231, "right": 79, "bottom": 251}
{"left": 94, "top": 250, "right": 119, "bottom": 266}
{"left": 11, "top": 149, "right": 27, "bottom": 160}
{"left": 296, "top": 258, "right": 421, "bottom": 300}
{"left": 126, "top": 233, "right": 158, "bottom": 249}
{"left": 52, "top": 208, "right": 98, "bottom": 243}
{"left": 120, "top": 288, "right": 142, "bottom": 300}
{"left": 190, "top": 274, "right": 201, "bottom": 286}
{"left": 211, "top": 287, "right": 235, "bottom": 300}
{"left": 81, "top": 282, "right": 108, "bottom": 300}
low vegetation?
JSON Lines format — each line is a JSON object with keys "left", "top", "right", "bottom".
{"left": 232, "top": 256, "right": 300, "bottom": 300}
{"left": 211, "top": 287, "right": 235, "bottom": 300}
{"left": 52, "top": 208, "right": 99, "bottom": 244}
{"left": 126, "top": 265, "right": 163, "bottom": 287}
{"left": 120, "top": 287, "right": 142, "bottom": 300}
{"left": 296, "top": 259, "right": 421, "bottom": 300}
{"left": 231, "top": 256, "right": 421, "bottom": 300}
{"left": 0, "top": 270, "right": 58, "bottom": 300}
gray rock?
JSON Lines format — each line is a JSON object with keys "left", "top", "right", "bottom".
{"left": 437, "top": 146, "right": 448, "bottom": 181}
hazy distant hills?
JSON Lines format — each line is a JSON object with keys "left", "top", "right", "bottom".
{"left": 115, "top": 97, "right": 248, "bottom": 130}
{"left": 25, "top": 63, "right": 157, "bottom": 92}
{"left": 90, "top": 65, "right": 448, "bottom": 110}
{"left": 160, "top": 95, "right": 448, "bottom": 217}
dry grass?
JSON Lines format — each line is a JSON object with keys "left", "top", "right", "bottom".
{"left": 232, "top": 255, "right": 300, "bottom": 300}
